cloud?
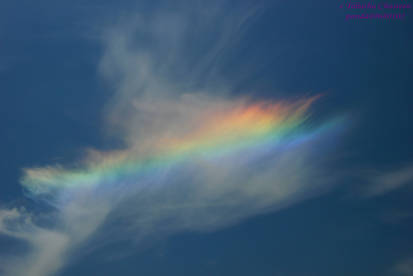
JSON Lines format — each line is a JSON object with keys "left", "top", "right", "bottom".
{"left": 362, "top": 164, "right": 413, "bottom": 197}
{"left": 0, "top": 3, "right": 344, "bottom": 276}
{"left": 0, "top": 208, "right": 69, "bottom": 276}
{"left": 392, "top": 257, "right": 413, "bottom": 276}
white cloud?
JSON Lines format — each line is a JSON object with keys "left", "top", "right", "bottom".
{"left": 392, "top": 257, "right": 413, "bottom": 276}
{"left": 0, "top": 208, "right": 69, "bottom": 276}
{"left": 362, "top": 164, "right": 413, "bottom": 197}
{"left": 0, "top": 3, "right": 342, "bottom": 276}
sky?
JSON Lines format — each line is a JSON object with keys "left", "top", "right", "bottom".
{"left": 0, "top": 0, "right": 413, "bottom": 275}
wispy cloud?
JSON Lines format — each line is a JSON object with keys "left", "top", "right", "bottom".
{"left": 0, "top": 208, "right": 69, "bottom": 276}
{"left": 392, "top": 257, "right": 413, "bottom": 276}
{"left": 362, "top": 164, "right": 413, "bottom": 197}
{"left": 0, "top": 3, "right": 344, "bottom": 275}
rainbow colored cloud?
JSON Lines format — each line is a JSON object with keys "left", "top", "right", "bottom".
{"left": 22, "top": 95, "right": 338, "bottom": 203}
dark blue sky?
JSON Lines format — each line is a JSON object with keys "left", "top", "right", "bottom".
{"left": 1, "top": 1, "right": 413, "bottom": 275}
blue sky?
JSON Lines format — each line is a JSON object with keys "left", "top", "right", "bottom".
{"left": 1, "top": 0, "right": 413, "bottom": 275}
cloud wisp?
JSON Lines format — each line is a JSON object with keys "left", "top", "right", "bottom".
{"left": 361, "top": 164, "right": 413, "bottom": 197}
{"left": 392, "top": 257, "right": 413, "bottom": 276}
{"left": 0, "top": 4, "right": 344, "bottom": 276}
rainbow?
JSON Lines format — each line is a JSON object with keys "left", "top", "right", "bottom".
{"left": 22, "top": 95, "right": 334, "bottom": 197}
